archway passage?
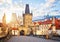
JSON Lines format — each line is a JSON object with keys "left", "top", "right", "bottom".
{"left": 20, "top": 30, "right": 25, "bottom": 35}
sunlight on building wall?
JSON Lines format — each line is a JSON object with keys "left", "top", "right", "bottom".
{"left": 6, "top": 14, "right": 12, "bottom": 23}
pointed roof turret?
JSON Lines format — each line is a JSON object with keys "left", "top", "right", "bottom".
{"left": 25, "top": 4, "right": 30, "bottom": 14}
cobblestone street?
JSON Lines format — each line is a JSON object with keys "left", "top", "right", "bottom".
{"left": 6, "top": 36, "right": 60, "bottom": 42}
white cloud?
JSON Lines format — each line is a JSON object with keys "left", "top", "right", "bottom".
{"left": 0, "top": 0, "right": 60, "bottom": 21}
{"left": 49, "top": 10, "right": 60, "bottom": 16}
{"left": 0, "top": 0, "right": 24, "bottom": 21}
{"left": 46, "top": 0, "right": 55, "bottom": 3}
{"left": 32, "top": 0, "right": 59, "bottom": 18}
{"left": 0, "top": 0, "right": 5, "bottom": 2}
{"left": 0, "top": 0, "right": 12, "bottom": 5}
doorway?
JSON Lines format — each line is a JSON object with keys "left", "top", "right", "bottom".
{"left": 20, "top": 30, "right": 25, "bottom": 35}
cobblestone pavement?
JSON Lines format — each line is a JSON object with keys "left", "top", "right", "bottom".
{"left": 7, "top": 36, "right": 60, "bottom": 42}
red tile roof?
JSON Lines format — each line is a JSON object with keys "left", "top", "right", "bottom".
{"left": 34, "top": 18, "right": 60, "bottom": 30}
{"left": 12, "top": 28, "right": 18, "bottom": 30}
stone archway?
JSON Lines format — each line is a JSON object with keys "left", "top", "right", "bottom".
{"left": 20, "top": 30, "right": 25, "bottom": 35}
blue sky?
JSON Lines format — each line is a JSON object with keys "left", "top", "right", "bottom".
{"left": 0, "top": 0, "right": 60, "bottom": 22}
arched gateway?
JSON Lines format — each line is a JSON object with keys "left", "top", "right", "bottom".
{"left": 20, "top": 30, "right": 25, "bottom": 35}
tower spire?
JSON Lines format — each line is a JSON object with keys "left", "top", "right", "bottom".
{"left": 25, "top": 4, "right": 30, "bottom": 13}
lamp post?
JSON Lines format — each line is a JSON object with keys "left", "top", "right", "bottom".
{"left": 34, "top": 22, "right": 36, "bottom": 36}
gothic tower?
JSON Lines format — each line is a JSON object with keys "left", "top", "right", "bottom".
{"left": 23, "top": 4, "right": 32, "bottom": 27}
{"left": 11, "top": 13, "right": 18, "bottom": 27}
{"left": 11, "top": 13, "right": 17, "bottom": 23}
{"left": 2, "top": 13, "right": 6, "bottom": 27}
